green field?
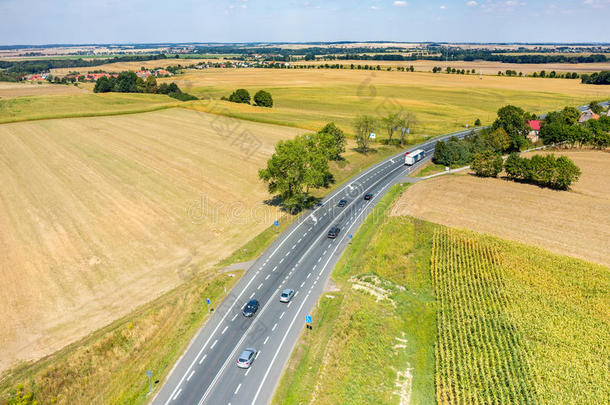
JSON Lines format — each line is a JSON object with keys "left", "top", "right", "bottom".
{"left": 274, "top": 185, "right": 610, "bottom": 404}
{"left": 0, "top": 92, "right": 178, "bottom": 123}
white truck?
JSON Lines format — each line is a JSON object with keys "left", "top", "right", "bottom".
{"left": 404, "top": 149, "right": 425, "bottom": 166}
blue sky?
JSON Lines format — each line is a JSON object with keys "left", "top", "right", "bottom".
{"left": 0, "top": 0, "right": 608, "bottom": 45}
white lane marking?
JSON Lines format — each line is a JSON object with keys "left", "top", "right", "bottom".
{"left": 292, "top": 244, "right": 296, "bottom": 249}
{"left": 287, "top": 301, "right": 292, "bottom": 308}
{"left": 294, "top": 291, "right": 299, "bottom": 297}
{"left": 187, "top": 370, "right": 195, "bottom": 381}
{"left": 272, "top": 266, "right": 277, "bottom": 272}
{"left": 300, "top": 281, "right": 305, "bottom": 288}
{"left": 298, "top": 238, "right": 302, "bottom": 243}
{"left": 173, "top": 389, "right": 182, "bottom": 400}
{"left": 245, "top": 367, "right": 251, "bottom": 376}
{"left": 264, "top": 336, "right": 269, "bottom": 345}
{"left": 323, "top": 250, "right": 327, "bottom": 255}
{"left": 232, "top": 314, "right": 238, "bottom": 322}
{"left": 257, "top": 283, "right": 263, "bottom": 290}
{"left": 255, "top": 351, "right": 261, "bottom": 359}
{"left": 222, "top": 326, "right": 228, "bottom": 334}
{"left": 317, "top": 257, "right": 322, "bottom": 263}
{"left": 210, "top": 339, "right": 218, "bottom": 349}
{"left": 307, "top": 273, "right": 311, "bottom": 279}
{"left": 199, "top": 354, "right": 207, "bottom": 365}
{"left": 280, "top": 311, "right": 285, "bottom": 319}
{"left": 234, "top": 384, "right": 241, "bottom": 395}
{"left": 308, "top": 227, "right": 312, "bottom": 231}
{"left": 319, "top": 270, "right": 324, "bottom": 276}
{"left": 272, "top": 323, "right": 278, "bottom": 331}
{"left": 265, "top": 274, "right": 270, "bottom": 280}
{"left": 279, "top": 258, "right": 285, "bottom": 264}
{"left": 249, "top": 292, "right": 255, "bottom": 299}
{"left": 285, "top": 251, "right": 290, "bottom": 257}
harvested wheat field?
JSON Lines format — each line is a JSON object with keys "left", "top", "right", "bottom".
{"left": 0, "top": 82, "right": 86, "bottom": 98}
{"left": 0, "top": 108, "right": 302, "bottom": 371}
{"left": 392, "top": 151, "right": 610, "bottom": 267}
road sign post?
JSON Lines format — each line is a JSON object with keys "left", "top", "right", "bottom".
{"left": 306, "top": 315, "right": 312, "bottom": 330}
{"left": 146, "top": 370, "right": 152, "bottom": 394}
{"left": 206, "top": 298, "right": 211, "bottom": 313}
{"left": 274, "top": 220, "right": 279, "bottom": 234}
{"left": 349, "top": 234, "right": 353, "bottom": 244}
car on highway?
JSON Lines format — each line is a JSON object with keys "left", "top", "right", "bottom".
{"left": 236, "top": 348, "right": 257, "bottom": 369}
{"left": 279, "top": 289, "right": 295, "bottom": 303}
{"left": 337, "top": 199, "right": 347, "bottom": 207}
{"left": 314, "top": 201, "right": 323, "bottom": 208}
{"left": 327, "top": 226, "right": 340, "bottom": 239}
{"left": 364, "top": 193, "right": 373, "bottom": 200}
{"left": 242, "top": 299, "right": 259, "bottom": 317}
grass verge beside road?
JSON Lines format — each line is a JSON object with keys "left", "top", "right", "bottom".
{"left": 274, "top": 182, "right": 610, "bottom": 404}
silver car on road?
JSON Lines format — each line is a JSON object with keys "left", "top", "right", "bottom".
{"left": 236, "top": 348, "right": 258, "bottom": 369}
{"left": 279, "top": 289, "right": 295, "bottom": 303}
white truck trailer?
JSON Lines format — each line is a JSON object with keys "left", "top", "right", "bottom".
{"left": 404, "top": 149, "right": 425, "bottom": 165}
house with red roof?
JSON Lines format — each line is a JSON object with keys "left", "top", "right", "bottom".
{"left": 527, "top": 120, "right": 541, "bottom": 143}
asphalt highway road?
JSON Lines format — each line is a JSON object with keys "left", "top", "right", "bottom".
{"left": 151, "top": 129, "right": 473, "bottom": 405}
{"left": 152, "top": 100, "right": 607, "bottom": 405}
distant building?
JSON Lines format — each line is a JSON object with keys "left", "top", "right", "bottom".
{"left": 578, "top": 109, "right": 600, "bottom": 123}
{"left": 136, "top": 70, "right": 152, "bottom": 78}
{"left": 154, "top": 69, "right": 172, "bottom": 77}
{"left": 527, "top": 120, "right": 541, "bottom": 143}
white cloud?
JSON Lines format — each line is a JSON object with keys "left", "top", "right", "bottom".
{"left": 440, "top": 5, "right": 446, "bottom": 9}
{"left": 466, "top": 1, "right": 477, "bottom": 6}
{"left": 371, "top": 5, "right": 379, "bottom": 10}
{"left": 393, "top": 1, "right": 407, "bottom": 6}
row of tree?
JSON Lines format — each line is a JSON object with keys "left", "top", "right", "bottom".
{"left": 93, "top": 72, "right": 197, "bottom": 101}
{"left": 581, "top": 71, "right": 610, "bottom": 85}
{"left": 224, "top": 89, "right": 273, "bottom": 107}
{"left": 258, "top": 123, "right": 346, "bottom": 212}
{"left": 353, "top": 112, "right": 418, "bottom": 153}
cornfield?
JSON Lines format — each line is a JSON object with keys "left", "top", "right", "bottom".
{"left": 431, "top": 227, "right": 538, "bottom": 404}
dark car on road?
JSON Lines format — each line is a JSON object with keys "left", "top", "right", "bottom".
{"left": 364, "top": 193, "right": 373, "bottom": 200}
{"left": 242, "top": 299, "right": 259, "bottom": 317}
{"left": 327, "top": 226, "right": 340, "bottom": 239}
{"left": 337, "top": 199, "right": 347, "bottom": 207}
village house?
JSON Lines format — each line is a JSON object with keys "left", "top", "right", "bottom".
{"left": 527, "top": 120, "right": 541, "bottom": 143}
{"left": 578, "top": 109, "right": 600, "bottom": 123}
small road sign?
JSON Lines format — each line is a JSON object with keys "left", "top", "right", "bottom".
{"left": 146, "top": 370, "right": 152, "bottom": 377}
{"left": 306, "top": 315, "right": 312, "bottom": 324}
{"left": 206, "top": 298, "right": 211, "bottom": 305}
{"left": 274, "top": 220, "right": 279, "bottom": 227}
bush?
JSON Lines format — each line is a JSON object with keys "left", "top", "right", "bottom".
{"left": 471, "top": 151, "right": 503, "bottom": 177}
{"left": 169, "top": 92, "right": 198, "bottom": 101}
{"left": 253, "top": 90, "right": 273, "bottom": 107}
{"left": 228, "top": 88, "right": 251, "bottom": 104}
{"left": 474, "top": 118, "right": 481, "bottom": 126}
{"left": 504, "top": 153, "right": 580, "bottom": 190}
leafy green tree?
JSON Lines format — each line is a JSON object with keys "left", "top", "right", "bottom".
{"left": 589, "top": 101, "right": 603, "bottom": 114}
{"left": 504, "top": 153, "right": 529, "bottom": 180}
{"left": 471, "top": 151, "right": 503, "bottom": 177}
{"left": 317, "top": 122, "right": 345, "bottom": 160}
{"left": 353, "top": 115, "right": 377, "bottom": 154}
{"left": 381, "top": 112, "right": 401, "bottom": 146}
{"left": 253, "top": 90, "right": 273, "bottom": 107}
{"left": 93, "top": 76, "right": 113, "bottom": 93}
{"left": 259, "top": 135, "right": 332, "bottom": 212}
{"left": 144, "top": 76, "right": 158, "bottom": 93}
{"left": 474, "top": 118, "right": 481, "bottom": 126}
{"left": 433, "top": 136, "right": 472, "bottom": 167}
{"left": 492, "top": 105, "right": 530, "bottom": 151}
{"left": 396, "top": 112, "right": 417, "bottom": 147}
{"left": 115, "top": 71, "right": 138, "bottom": 93}
{"left": 228, "top": 88, "right": 251, "bottom": 104}
{"left": 561, "top": 106, "right": 581, "bottom": 125}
